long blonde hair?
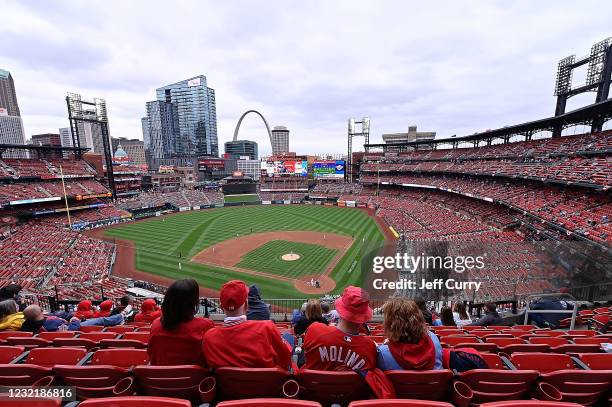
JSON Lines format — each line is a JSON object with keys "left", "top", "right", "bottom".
{"left": 383, "top": 298, "right": 427, "bottom": 343}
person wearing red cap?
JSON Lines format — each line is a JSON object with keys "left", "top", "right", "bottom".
{"left": 134, "top": 298, "right": 162, "bottom": 323}
{"left": 301, "top": 286, "right": 377, "bottom": 371}
{"left": 149, "top": 279, "right": 214, "bottom": 366}
{"left": 94, "top": 299, "right": 114, "bottom": 318}
{"left": 203, "top": 280, "right": 292, "bottom": 370}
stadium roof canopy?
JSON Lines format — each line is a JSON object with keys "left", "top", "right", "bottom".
{"left": 365, "top": 98, "right": 612, "bottom": 150}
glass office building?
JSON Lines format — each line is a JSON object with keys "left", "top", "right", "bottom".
{"left": 224, "top": 140, "right": 258, "bottom": 160}
{"left": 155, "top": 75, "right": 218, "bottom": 157}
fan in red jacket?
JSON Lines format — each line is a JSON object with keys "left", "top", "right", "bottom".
{"left": 134, "top": 299, "right": 161, "bottom": 323}
{"left": 302, "top": 286, "right": 377, "bottom": 371}
{"left": 203, "top": 280, "right": 292, "bottom": 370}
{"left": 148, "top": 279, "right": 214, "bottom": 366}
{"left": 73, "top": 300, "right": 95, "bottom": 320}
{"left": 94, "top": 299, "right": 113, "bottom": 318}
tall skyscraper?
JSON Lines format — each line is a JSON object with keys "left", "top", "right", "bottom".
{"left": 271, "top": 126, "right": 290, "bottom": 155}
{"left": 225, "top": 140, "right": 258, "bottom": 160}
{"left": 155, "top": 75, "right": 218, "bottom": 157}
{"left": 0, "top": 69, "right": 20, "bottom": 117}
{"left": 143, "top": 100, "right": 177, "bottom": 160}
{"left": 0, "top": 69, "right": 26, "bottom": 157}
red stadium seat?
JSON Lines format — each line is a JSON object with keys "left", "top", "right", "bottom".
{"left": 27, "top": 346, "right": 87, "bottom": 368}
{"left": 0, "top": 345, "right": 24, "bottom": 363}
{"left": 440, "top": 336, "right": 480, "bottom": 347}
{"left": 529, "top": 337, "right": 569, "bottom": 347}
{"left": 54, "top": 349, "right": 148, "bottom": 400}
{"left": 510, "top": 353, "right": 612, "bottom": 405}
{"left": 297, "top": 369, "right": 369, "bottom": 406}
{"left": 499, "top": 344, "right": 551, "bottom": 354}
{"left": 132, "top": 365, "right": 212, "bottom": 401}
{"left": 78, "top": 396, "right": 191, "bottom": 407}
{"left": 485, "top": 337, "right": 525, "bottom": 347}
{"left": 479, "top": 353, "right": 505, "bottom": 369}
{"left": 80, "top": 326, "right": 106, "bottom": 333}
{"left": 38, "top": 331, "right": 78, "bottom": 340}
{"left": 98, "top": 339, "right": 148, "bottom": 349}
{"left": 0, "top": 397, "right": 62, "bottom": 407}
{"left": 479, "top": 402, "right": 582, "bottom": 406}
{"left": 455, "top": 369, "right": 539, "bottom": 404}
{"left": 384, "top": 370, "right": 453, "bottom": 400}
{"left": 121, "top": 332, "right": 150, "bottom": 344}
{"left": 105, "top": 326, "right": 137, "bottom": 334}
{"left": 6, "top": 336, "right": 51, "bottom": 349}
{"left": 456, "top": 342, "right": 498, "bottom": 352}
{"left": 215, "top": 367, "right": 294, "bottom": 400}
{"left": 79, "top": 332, "right": 118, "bottom": 342}
{"left": 573, "top": 337, "right": 610, "bottom": 345}
{"left": 577, "top": 353, "right": 612, "bottom": 370}
{"left": 217, "top": 400, "right": 322, "bottom": 407}
{"left": 348, "top": 401, "right": 454, "bottom": 406}
{"left": 53, "top": 338, "right": 97, "bottom": 350}
{"left": 0, "top": 331, "right": 33, "bottom": 341}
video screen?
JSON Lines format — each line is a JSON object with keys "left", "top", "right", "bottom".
{"left": 260, "top": 160, "right": 308, "bottom": 177}
{"left": 313, "top": 160, "right": 345, "bottom": 179}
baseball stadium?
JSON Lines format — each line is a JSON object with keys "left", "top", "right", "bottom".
{"left": 0, "top": 24, "right": 611, "bottom": 407}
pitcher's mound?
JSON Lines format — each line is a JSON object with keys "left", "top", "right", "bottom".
{"left": 281, "top": 253, "right": 301, "bottom": 261}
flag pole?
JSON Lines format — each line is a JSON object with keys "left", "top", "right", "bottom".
{"left": 59, "top": 165, "right": 72, "bottom": 228}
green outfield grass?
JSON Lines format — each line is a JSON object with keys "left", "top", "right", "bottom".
{"left": 236, "top": 240, "right": 338, "bottom": 278}
{"left": 224, "top": 194, "right": 260, "bottom": 203}
{"left": 105, "top": 205, "right": 385, "bottom": 298}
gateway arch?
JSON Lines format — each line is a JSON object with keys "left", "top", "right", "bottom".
{"left": 233, "top": 110, "right": 273, "bottom": 149}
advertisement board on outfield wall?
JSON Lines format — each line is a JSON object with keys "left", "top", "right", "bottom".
{"left": 312, "top": 160, "right": 345, "bottom": 179}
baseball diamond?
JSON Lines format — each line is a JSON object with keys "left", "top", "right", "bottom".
{"left": 100, "top": 204, "right": 387, "bottom": 298}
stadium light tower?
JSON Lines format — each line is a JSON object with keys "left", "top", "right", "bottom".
{"left": 553, "top": 37, "right": 612, "bottom": 136}
{"left": 347, "top": 117, "right": 370, "bottom": 183}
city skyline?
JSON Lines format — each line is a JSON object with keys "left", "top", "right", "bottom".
{"left": 1, "top": 1, "right": 611, "bottom": 155}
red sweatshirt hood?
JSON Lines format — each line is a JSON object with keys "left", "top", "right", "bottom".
{"left": 141, "top": 299, "right": 158, "bottom": 313}
{"left": 388, "top": 334, "right": 436, "bottom": 370}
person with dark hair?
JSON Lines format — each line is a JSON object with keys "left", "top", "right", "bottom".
{"left": 413, "top": 296, "right": 433, "bottom": 325}
{"left": 321, "top": 301, "right": 339, "bottom": 324}
{"left": 246, "top": 284, "right": 271, "bottom": 320}
{"left": 439, "top": 306, "right": 456, "bottom": 327}
{"left": 453, "top": 302, "right": 471, "bottom": 327}
{"left": 149, "top": 279, "right": 214, "bottom": 365}
{"left": 377, "top": 299, "right": 443, "bottom": 371}
{"left": 111, "top": 295, "right": 134, "bottom": 321}
{"left": 0, "top": 299, "right": 25, "bottom": 330}
{"left": 468, "top": 302, "right": 502, "bottom": 327}
{"left": 203, "top": 280, "right": 292, "bottom": 370}
{"left": 0, "top": 284, "right": 26, "bottom": 312}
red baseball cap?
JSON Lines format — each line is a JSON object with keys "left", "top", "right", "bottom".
{"left": 334, "top": 286, "right": 372, "bottom": 324}
{"left": 220, "top": 280, "right": 248, "bottom": 311}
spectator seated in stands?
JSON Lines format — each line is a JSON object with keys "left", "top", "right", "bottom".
{"left": 149, "top": 279, "right": 214, "bottom": 366}
{"left": 293, "top": 299, "right": 327, "bottom": 336}
{"left": 203, "top": 280, "right": 292, "bottom": 370}
{"left": 94, "top": 299, "right": 114, "bottom": 318}
{"left": 0, "top": 299, "right": 25, "bottom": 331}
{"left": 453, "top": 302, "right": 472, "bottom": 327}
{"left": 321, "top": 301, "right": 339, "bottom": 324}
{"left": 438, "top": 306, "right": 456, "bottom": 327}
{"left": 528, "top": 296, "right": 574, "bottom": 329}
{"left": 134, "top": 298, "right": 161, "bottom": 323}
{"left": 291, "top": 302, "right": 307, "bottom": 326}
{"left": 111, "top": 295, "right": 135, "bottom": 321}
{"left": 468, "top": 301, "right": 502, "bottom": 326}
{"left": 80, "top": 311, "right": 124, "bottom": 327}
{"left": 74, "top": 300, "right": 95, "bottom": 320}
{"left": 377, "top": 298, "right": 443, "bottom": 371}
{"left": 414, "top": 296, "right": 433, "bottom": 325}
{"left": 20, "top": 304, "right": 80, "bottom": 333}
{"left": 0, "top": 283, "right": 26, "bottom": 312}
{"left": 246, "top": 284, "right": 271, "bottom": 321}
{"left": 301, "top": 286, "right": 377, "bottom": 371}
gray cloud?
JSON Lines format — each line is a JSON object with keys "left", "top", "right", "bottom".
{"left": 1, "top": 0, "right": 610, "bottom": 154}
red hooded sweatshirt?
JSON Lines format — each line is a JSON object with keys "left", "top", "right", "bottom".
{"left": 134, "top": 299, "right": 162, "bottom": 323}
{"left": 94, "top": 300, "right": 113, "bottom": 318}
{"left": 74, "top": 300, "right": 95, "bottom": 320}
{"left": 388, "top": 334, "right": 436, "bottom": 370}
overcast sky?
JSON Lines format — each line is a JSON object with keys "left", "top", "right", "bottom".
{"left": 2, "top": 0, "right": 611, "bottom": 155}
